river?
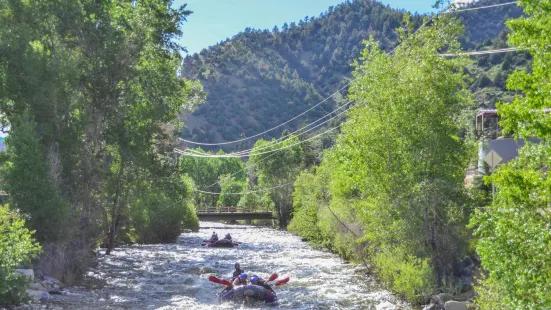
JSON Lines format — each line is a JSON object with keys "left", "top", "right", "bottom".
{"left": 49, "top": 222, "right": 411, "bottom": 309}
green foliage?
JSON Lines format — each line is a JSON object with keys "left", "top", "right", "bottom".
{"left": 123, "top": 173, "right": 198, "bottom": 244}
{"left": 0, "top": 205, "right": 41, "bottom": 305}
{"left": 343, "top": 11, "right": 472, "bottom": 277}
{"left": 289, "top": 13, "right": 475, "bottom": 303}
{"left": 470, "top": 1, "right": 551, "bottom": 309}
{"left": 0, "top": 0, "right": 201, "bottom": 267}
{"left": 288, "top": 169, "right": 326, "bottom": 244}
{"left": 372, "top": 246, "right": 435, "bottom": 303}
{"left": 3, "top": 113, "right": 67, "bottom": 243}
{"left": 179, "top": 149, "right": 246, "bottom": 209}
{"left": 471, "top": 144, "right": 551, "bottom": 309}
{"left": 217, "top": 174, "right": 245, "bottom": 206}
{"left": 251, "top": 134, "right": 304, "bottom": 228}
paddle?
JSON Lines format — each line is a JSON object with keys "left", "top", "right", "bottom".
{"left": 275, "top": 277, "right": 290, "bottom": 286}
{"left": 208, "top": 275, "right": 232, "bottom": 286}
{"left": 267, "top": 273, "right": 278, "bottom": 282}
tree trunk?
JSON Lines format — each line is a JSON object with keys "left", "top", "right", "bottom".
{"left": 106, "top": 160, "right": 125, "bottom": 255}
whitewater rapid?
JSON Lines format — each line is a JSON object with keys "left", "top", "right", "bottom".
{"left": 48, "top": 222, "right": 410, "bottom": 309}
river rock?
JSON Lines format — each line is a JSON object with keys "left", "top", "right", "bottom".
{"left": 34, "top": 269, "right": 45, "bottom": 281}
{"left": 42, "top": 276, "right": 62, "bottom": 294}
{"left": 29, "top": 282, "right": 48, "bottom": 292}
{"left": 14, "top": 269, "right": 34, "bottom": 279}
{"left": 25, "top": 289, "right": 53, "bottom": 303}
{"left": 444, "top": 300, "right": 469, "bottom": 310}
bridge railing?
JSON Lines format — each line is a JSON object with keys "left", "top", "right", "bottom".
{"left": 197, "top": 206, "right": 262, "bottom": 213}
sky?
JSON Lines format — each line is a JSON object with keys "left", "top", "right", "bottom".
{"left": 174, "top": 0, "right": 441, "bottom": 55}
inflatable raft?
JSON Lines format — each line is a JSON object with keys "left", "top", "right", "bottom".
{"left": 203, "top": 239, "right": 239, "bottom": 247}
{"left": 219, "top": 284, "right": 277, "bottom": 304}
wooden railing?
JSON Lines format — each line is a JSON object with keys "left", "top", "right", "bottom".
{"left": 197, "top": 206, "right": 261, "bottom": 213}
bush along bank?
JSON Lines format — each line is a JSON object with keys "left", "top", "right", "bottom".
{"left": 288, "top": 13, "right": 480, "bottom": 306}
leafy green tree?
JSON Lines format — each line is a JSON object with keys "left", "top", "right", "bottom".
{"left": 471, "top": 1, "right": 551, "bottom": 309}
{"left": 0, "top": 205, "right": 41, "bottom": 305}
{"left": 0, "top": 0, "right": 201, "bottom": 275}
{"left": 3, "top": 113, "right": 67, "bottom": 243}
{"left": 288, "top": 167, "right": 329, "bottom": 245}
{"left": 251, "top": 135, "right": 303, "bottom": 228}
{"left": 290, "top": 13, "right": 474, "bottom": 302}
{"left": 217, "top": 174, "right": 245, "bottom": 206}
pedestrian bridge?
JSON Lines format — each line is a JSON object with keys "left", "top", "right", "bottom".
{"left": 196, "top": 206, "right": 274, "bottom": 221}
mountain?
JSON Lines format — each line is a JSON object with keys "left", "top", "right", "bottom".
{"left": 181, "top": 0, "right": 524, "bottom": 151}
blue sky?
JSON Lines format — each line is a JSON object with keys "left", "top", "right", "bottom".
{"left": 174, "top": 0, "right": 437, "bottom": 55}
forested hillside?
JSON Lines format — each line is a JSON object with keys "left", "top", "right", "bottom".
{"left": 181, "top": 0, "right": 523, "bottom": 150}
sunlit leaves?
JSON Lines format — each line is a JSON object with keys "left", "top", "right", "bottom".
{"left": 471, "top": 1, "right": 551, "bottom": 308}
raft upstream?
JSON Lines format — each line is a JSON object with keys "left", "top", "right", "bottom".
{"left": 203, "top": 239, "right": 239, "bottom": 247}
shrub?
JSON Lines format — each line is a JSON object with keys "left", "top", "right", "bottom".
{"left": 0, "top": 204, "right": 42, "bottom": 305}
{"left": 373, "top": 246, "right": 435, "bottom": 304}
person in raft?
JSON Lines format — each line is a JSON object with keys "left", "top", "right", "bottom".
{"left": 232, "top": 273, "right": 248, "bottom": 286}
{"left": 224, "top": 233, "right": 232, "bottom": 240}
{"left": 250, "top": 275, "right": 275, "bottom": 293}
{"left": 232, "top": 262, "right": 245, "bottom": 280}
{"left": 209, "top": 232, "right": 218, "bottom": 242}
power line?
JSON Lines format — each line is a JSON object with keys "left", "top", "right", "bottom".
{"left": 451, "top": 1, "right": 517, "bottom": 13}
{"left": 439, "top": 47, "right": 518, "bottom": 57}
{"left": 230, "top": 101, "right": 352, "bottom": 156}
{"left": 182, "top": 100, "right": 351, "bottom": 157}
{"left": 194, "top": 182, "right": 294, "bottom": 195}
{"left": 175, "top": 125, "right": 340, "bottom": 158}
{"left": 179, "top": 83, "right": 348, "bottom": 146}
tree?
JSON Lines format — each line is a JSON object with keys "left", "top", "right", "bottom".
{"left": 471, "top": 1, "right": 551, "bottom": 308}
{"left": 0, "top": 0, "right": 200, "bottom": 277}
{"left": 217, "top": 174, "right": 245, "bottom": 206}
{"left": 289, "top": 13, "right": 474, "bottom": 302}
{"left": 251, "top": 135, "right": 303, "bottom": 228}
